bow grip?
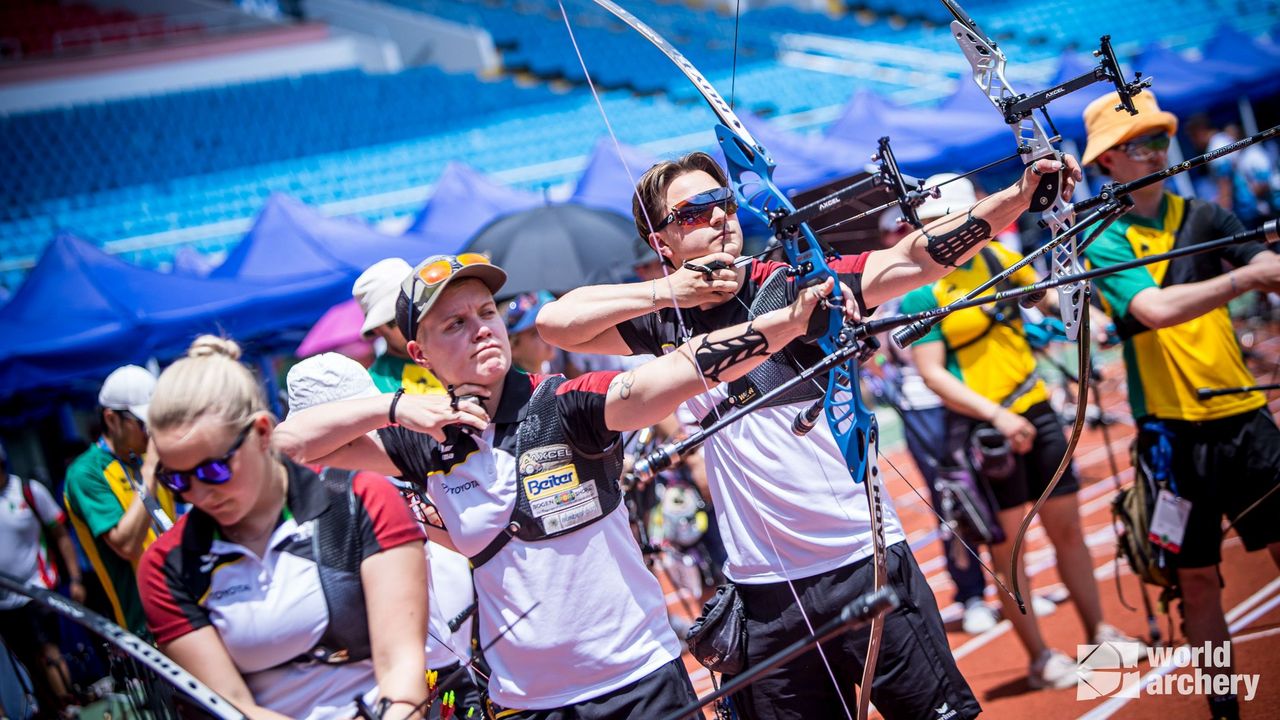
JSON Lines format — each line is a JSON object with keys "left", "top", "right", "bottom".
{"left": 891, "top": 318, "right": 935, "bottom": 348}
{"left": 1027, "top": 162, "right": 1062, "bottom": 216}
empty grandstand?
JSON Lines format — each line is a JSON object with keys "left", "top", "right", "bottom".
{"left": 1, "top": 0, "right": 1277, "bottom": 339}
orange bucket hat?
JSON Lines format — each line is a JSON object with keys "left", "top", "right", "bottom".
{"left": 1081, "top": 90, "right": 1178, "bottom": 166}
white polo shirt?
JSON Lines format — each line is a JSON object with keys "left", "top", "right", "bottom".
{"left": 683, "top": 388, "right": 906, "bottom": 583}
{"left": 139, "top": 462, "right": 425, "bottom": 720}
{"left": 0, "top": 475, "right": 64, "bottom": 610}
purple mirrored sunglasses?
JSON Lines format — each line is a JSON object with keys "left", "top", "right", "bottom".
{"left": 154, "top": 422, "right": 254, "bottom": 493}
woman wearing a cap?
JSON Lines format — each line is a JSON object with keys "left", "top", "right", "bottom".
{"left": 275, "top": 253, "right": 845, "bottom": 719}
{"left": 900, "top": 179, "right": 1135, "bottom": 690}
{"left": 137, "top": 337, "right": 430, "bottom": 720}
{"left": 1081, "top": 90, "right": 1280, "bottom": 720}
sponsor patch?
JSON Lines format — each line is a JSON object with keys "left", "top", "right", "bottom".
{"left": 209, "top": 583, "right": 253, "bottom": 602}
{"left": 541, "top": 495, "right": 604, "bottom": 534}
{"left": 518, "top": 443, "right": 573, "bottom": 476}
{"left": 522, "top": 464, "right": 580, "bottom": 499}
{"left": 529, "top": 479, "right": 599, "bottom": 518}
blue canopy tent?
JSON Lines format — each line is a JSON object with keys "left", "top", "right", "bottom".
{"left": 1201, "top": 26, "right": 1280, "bottom": 99}
{"left": 740, "top": 113, "right": 876, "bottom": 192}
{"left": 213, "top": 195, "right": 366, "bottom": 284}
{"left": 202, "top": 192, "right": 456, "bottom": 370}
{"left": 824, "top": 87, "right": 997, "bottom": 174}
{"left": 0, "top": 193, "right": 509, "bottom": 400}
{"left": 0, "top": 233, "right": 323, "bottom": 400}
{"left": 0, "top": 234, "right": 143, "bottom": 398}
{"left": 570, "top": 138, "right": 659, "bottom": 218}
{"left": 208, "top": 195, "right": 386, "bottom": 341}
{"left": 211, "top": 194, "right": 451, "bottom": 323}
{"left": 1132, "top": 43, "right": 1242, "bottom": 118}
{"left": 214, "top": 194, "right": 441, "bottom": 283}
{"left": 823, "top": 88, "right": 900, "bottom": 145}
{"left": 404, "top": 162, "right": 542, "bottom": 248}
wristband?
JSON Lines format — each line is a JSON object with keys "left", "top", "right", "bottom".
{"left": 388, "top": 388, "right": 405, "bottom": 426}
{"left": 1228, "top": 271, "right": 1239, "bottom": 295}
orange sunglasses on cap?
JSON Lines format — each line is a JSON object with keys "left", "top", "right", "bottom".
{"left": 416, "top": 252, "right": 492, "bottom": 285}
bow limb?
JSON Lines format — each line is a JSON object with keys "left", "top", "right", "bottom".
{"left": 941, "top": 0, "right": 1093, "bottom": 616}
{"left": 942, "top": 0, "right": 1084, "bottom": 341}
{"left": 1009, "top": 304, "right": 1091, "bottom": 613}
{"left": 1003, "top": 201, "right": 1130, "bottom": 613}
{"left": 566, "top": 3, "right": 885, "bottom": 716}
{"left": 858, "top": 431, "right": 887, "bottom": 720}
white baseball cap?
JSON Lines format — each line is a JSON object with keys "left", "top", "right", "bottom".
{"left": 353, "top": 258, "right": 413, "bottom": 338}
{"left": 98, "top": 365, "right": 156, "bottom": 424}
{"left": 917, "top": 174, "right": 978, "bottom": 221}
{"left": 287, "top": 353, "right": 381, "bottom": 412}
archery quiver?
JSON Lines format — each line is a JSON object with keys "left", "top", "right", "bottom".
{"left": 1111, "top": 442, "right": 1180, "bottom": 611}
{"left": 686, "top": 583, "right": 747, "bottom": 674}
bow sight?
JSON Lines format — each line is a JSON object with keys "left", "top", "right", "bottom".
{"left": 776, "top": 137, "right": 928, "bottom": 240}
{"left": 940, "top": 0, "right": 1152, "bottom": 129}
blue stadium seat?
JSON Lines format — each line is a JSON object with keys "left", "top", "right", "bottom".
{"left": 1, "top": 0, "right": 1276, "bottom": 274}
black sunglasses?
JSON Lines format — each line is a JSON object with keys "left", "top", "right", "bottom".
{"left": 654, "top": 186, "right": 738, "bottom": 231}
{"left": 155, "top": 422, "right": 255, "bottom": 494}
{"left": 1116, "top": 132, "right": 1171, "bottom": 158}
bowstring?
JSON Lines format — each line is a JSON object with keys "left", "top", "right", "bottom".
{"left": 874, "top": 444, "right": 1017, "bottom": 602}
{"left": 729, "top": 0, "right": 740, "bottom": 111}
{"left": 558, "top": 5, "right": 855, "bottom": 717}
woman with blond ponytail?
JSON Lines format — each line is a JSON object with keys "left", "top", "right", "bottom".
{"left": 137, "top": 336, "right": 430, "bottom": 720}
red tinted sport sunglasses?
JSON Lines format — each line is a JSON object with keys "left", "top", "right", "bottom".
{"left": 654, "top": 186, "right": 738, "bottom": 231}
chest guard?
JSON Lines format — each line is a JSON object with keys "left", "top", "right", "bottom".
{"left": 700, "top": 266, "right": 826, "bottom": 427}
{"left": 302, "top": 467, "right": 372, "bottom": 665}
{"left": 470, "top": 376, "right": 624, "bottom": 569}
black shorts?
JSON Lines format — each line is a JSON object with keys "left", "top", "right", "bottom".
{"left": 947, "top": 401, "right": 1080, "bottom": 511}
{"left": 732, "top": 542, "right": 980, "bottom": 720}
{"left": 485, "top": 658, "right": 697, "bottom": 720}
{"left": 1137, "top": 408, "right": 1280, "bottom": 568}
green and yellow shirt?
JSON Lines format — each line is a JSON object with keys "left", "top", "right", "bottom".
{"left": 367, "top": 354, "right": 445, "bottom": 395}
{"left": 1083, "top": 193, "right": 1268, "bottom": 422}
{"left": 899, "top": 244, "right": 1048, "bottom": 415}
{"left": 64, "top": 441, "right": 176, "bottom": 635}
